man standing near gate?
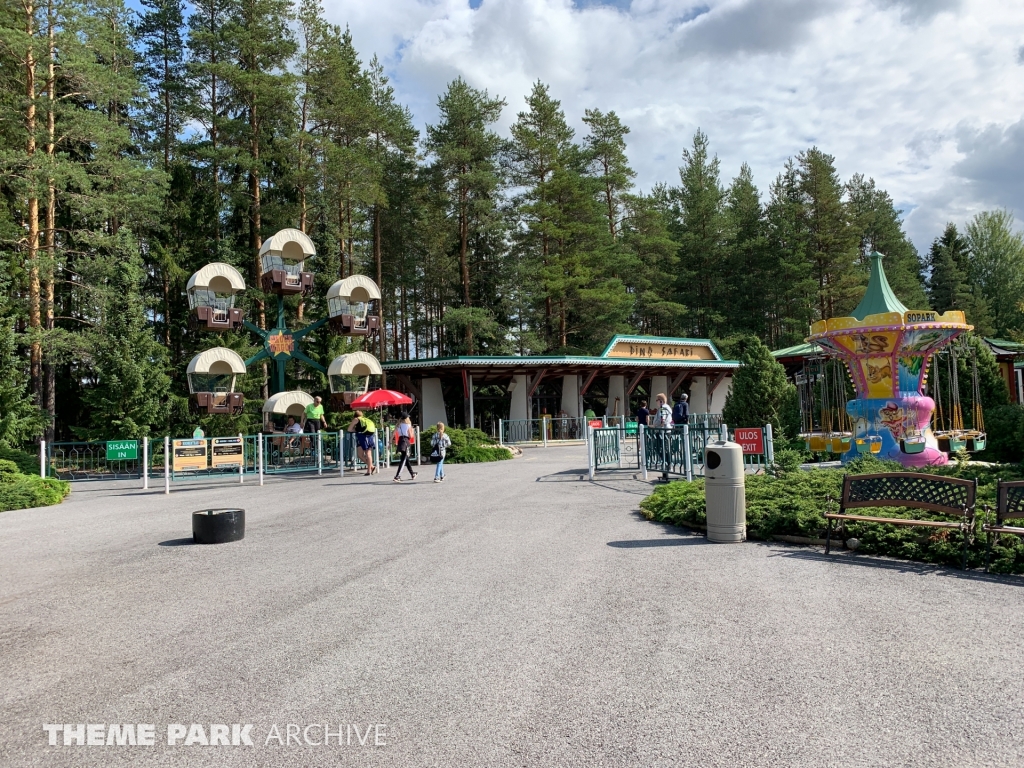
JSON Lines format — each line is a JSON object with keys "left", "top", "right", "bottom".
{"left": 304, "top": 396, "right": 327, "bottom": 434}
{"left": 672, "top": 393, "right": 689, "bottom": 428}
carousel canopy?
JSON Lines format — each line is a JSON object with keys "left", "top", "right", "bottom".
{"left": 186, "top": 263, "right": 246, "bottom": 294}
{"left": 326, "top": 275, "right": 381, "bottom": 305}
{"left": 328, "top": 352, "right": 382, "bottom": 377}
{"left": 262, "top": 390, "right": 314, "bottom": 414}
{"left": 186, "top": 347, "right": 247, "bottom": 376}
{"left": 258, "top": 228, "right": 316, "bottom": 262}
{"left": 851, "top": 251, "right": 908, "bottom": 320}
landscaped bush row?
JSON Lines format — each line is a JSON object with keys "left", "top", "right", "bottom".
{"left": 418, "top": 426, "right": 513, "bottom": 464}
{"left": 0, "top": 459, "right": 70, "bottom": 512}
{"left": 639, "top": 455, "right": 1024, "bottom": 573}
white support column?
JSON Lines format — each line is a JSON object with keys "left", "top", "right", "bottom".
{"left": 683, "top": 424, "right": 693, "bottom": 481}
{"left": 560, "top": 374, "right": 580, "bottom": 417}
{"left": 588, "top": 426, "right": 595, "bottom": 481}
{"left": 765, "top": 423, "right": 775, "bottom": 466}
{"left": 258, "top": 433, "right": 265, "bottom": 486}
{"left": 164, "top": 436, "right": 170, "bottom": 494}
{"left": 239, "top": 433, "right": 245, "bottom": 483}
{"left": 421, "top": 378, "right": 447, "bottom": 427}
{"left": 509, "top": 375, "right": 528, "bottom": 421}
{"left": 689, "top": 376, "right": 709, "bottom": 415}
{"left": 39, "top": 440, "right": 46, "bottom": 478}
{"left": 468, "top": 373, "right": 475, "bottom": 430}
{"left": 142, "top": 437, "right": 149, "bottom": 489}
{"left": 639, "top": 424, "right": 648, "bottom": 480}
{"left": 416, "top": 426, "right": 422, "bottom": 465}
{"left": 317, "top": 432, "right": 323, "bottom": 476}
{"left": 607, "top": 375, "right": 625, "bottom": 421}
{"left": 710, "top": 375, "right": 733, "bottom": 414}
{"left": 650, "top": 376, "right": 669, "bottom": 400}
{"left": 498, "top": 419, "right": 504, "bottom": 446}
{"left": 339, "top": 432, "right": 345, "bottom": 478}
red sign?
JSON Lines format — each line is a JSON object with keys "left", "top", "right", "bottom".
{"left": 735, "top": 428, "right": 764, "bottom": 455}
{"left": 588, "top": 419, "right": 604, "bottom": 428}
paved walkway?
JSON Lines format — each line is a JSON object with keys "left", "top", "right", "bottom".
{"left": 1, "top": 446, "right": 1023, "bottom": 767}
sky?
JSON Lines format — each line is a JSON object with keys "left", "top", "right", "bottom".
{"left": 314, "top": 0, "right": 1024, "bottom": 254}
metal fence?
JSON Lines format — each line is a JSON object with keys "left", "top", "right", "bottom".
{"left": 500, "top": 417, "right": 586, "bottom": 445}
{"left": 47, "top": 440, "right": 148, "bottom": 481}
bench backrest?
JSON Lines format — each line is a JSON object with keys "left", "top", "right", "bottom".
{"left": 842, "top": 472, "right": 976, "bottom": 516}
{"left": 997, "top": 480, "right": 1024, "bottom": 522}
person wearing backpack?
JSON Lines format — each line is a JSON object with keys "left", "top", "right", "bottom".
{"left": 672, "top": 393, "right": 689, "bottom": 428}
{"left": 347, "top": 409, "right": 378, "bottom": 475}
{"left": 392, "top": 412, "right": 418, "bottom": 482}
{"left": 430, "top": 423, "right": 452, "bottom": 483}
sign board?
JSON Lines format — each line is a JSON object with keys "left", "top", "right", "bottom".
{"left": 105, "top": 440, "right": 138, "bottom": 461}
{"left": 605, "top": 340, "right": 716, "bottom": 361}
{"left": 588, "top": 419, "right": 604, "bottom": 428}
{"left": 211, "top": 437, "right": 244, "bottom": 468}
{"left": 734, "top": 428, "right": 764, "bottom": 455}
{"left": 172, "top": 439, "right": 208, "bottom": 472}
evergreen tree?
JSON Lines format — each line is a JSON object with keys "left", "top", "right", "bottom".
{"left": 721, "top": 336, "right": 795, "bottom": 434}
{"left": 763, "top": 160, "right": 814, "bottom": 346}
{"left": 424, "top": 78, "right": 505, "bottom": 354}
{"left": 927, "top": 223, "right": 990, "bottom": 332}
{"left": 724, "top": 163, "right": 767, "bottom": 338}
{"left": 673, "top": 130, "right": 727, "bottom": 338}
{"left": 845, "top": 173, "right": 927, "bottom": 309}
{"left": 621, "top": 186, "right": 684, "bottom": 335}
{"left": 796, "top": 147, "right": 859, "bottom": 319}
{"left": 965, "top": 209, "right": 1024, "bottom": 336}
{"left": 581, "top": 108, "right": 634, "bottom": 238}
{"left": 79, "top": 248, "right": 171, "bottom": 439}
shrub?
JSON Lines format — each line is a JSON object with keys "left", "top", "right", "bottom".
{"left": 0, "top": 445, "right": 39, "bottom": 476}
{"left": 418, "top": 426, "right": 512, "bottom": 464}
{"left": 0, "top": 474, "right": 69, "bottom": 511}
{"left": 640, "top": 459, "right": 1024, "bottom": 572}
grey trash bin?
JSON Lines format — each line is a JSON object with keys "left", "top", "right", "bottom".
{"left": 704, "top": 439, "right": 745, "bottom": 543}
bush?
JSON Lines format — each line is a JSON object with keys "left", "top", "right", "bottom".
{"left": 418, "top": 426, "right": 512, "bottom": 464}
{"left": 0, "top": 474, "right": 69, "bottom": 511}
{"left": 0, "top": 445, "right": 39, "bottom": 476}
{"left": 639, "top": 458, "right": 1024, "bottom": 572}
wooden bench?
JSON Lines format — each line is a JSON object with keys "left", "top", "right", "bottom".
{"left": 825, "top": 472, "right": 977, "bottom": 569}
{"left": 984, "top": 479, "right": 1024, "bottom": 571}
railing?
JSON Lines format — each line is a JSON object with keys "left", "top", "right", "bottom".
{"left": 48, "top": 440, "right": 148, "bottom": 481}
{"left": 643, "top": 427, "right": 690, "bottom": 478}
{"left": 500, "top": 417, "right": 586, "bottom": 444}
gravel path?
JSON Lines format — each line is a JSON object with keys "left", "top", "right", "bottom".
{"left": 1, "top": 446, "right": 1022, "bottom": 767}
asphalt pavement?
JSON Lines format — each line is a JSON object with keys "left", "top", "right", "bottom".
{"left": 1, "top": 445, "right": 1023, "bottom": 767}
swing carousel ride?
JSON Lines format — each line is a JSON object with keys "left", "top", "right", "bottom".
{"left": 184, "top": 228, "right": 383, "bottom": 420}
{"left": 799, "top": 251, "right": 984, "bottom": 467}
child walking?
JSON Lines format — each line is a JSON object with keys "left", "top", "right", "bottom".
{"left": 431, "top": 423, "right": 452, "bottom": 483}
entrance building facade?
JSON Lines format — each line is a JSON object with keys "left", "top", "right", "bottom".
{"left": 382, "top": 335, "right": 740, "bottom": 430}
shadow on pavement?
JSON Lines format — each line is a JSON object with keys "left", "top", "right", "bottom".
{"left": 771, "top": 547, "right": 1024, "bottom": 587}
{"left": 157, "top": 538, "right": 195, "bottom": 547}
{"left": 607, "top": 537, "right": 708, "bottom": 548}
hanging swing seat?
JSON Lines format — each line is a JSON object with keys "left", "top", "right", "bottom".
{"left": 936, "top": 432, "right": 968, "bottom": 453}
{"left": 855, "top": 436, "right": 883, "bottom": 454}
{"left": 829, "top": 433, "right": 853, "bottom": 453}
{"left": 965, "top": 431, "right": 986, "bottom": 452}
{"left": 900, "top": 436, "right": 927, "bottom": 454}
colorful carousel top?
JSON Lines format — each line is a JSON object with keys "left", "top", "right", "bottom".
{"left": 806, "top": 252, "right": 972, "bottom": 400}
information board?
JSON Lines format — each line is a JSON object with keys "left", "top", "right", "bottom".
{"left": 211, "top": 437, "right": 244, "bottom": 468}
{"left": 172, "top": 439, "right": 208, "bottom": 472}
{"left": 105, "top": 440, "right": 138, "bottom": 461}
{"left": 734, "top": 428, "right": 764, "bottom": 455}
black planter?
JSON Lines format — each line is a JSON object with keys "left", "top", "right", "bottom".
{"left": 192, "top": 508, "right": 245, "bottom": 544}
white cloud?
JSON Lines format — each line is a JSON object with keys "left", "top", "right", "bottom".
{"left": 321, "top": 0, "right": 1024, "bottom": 251}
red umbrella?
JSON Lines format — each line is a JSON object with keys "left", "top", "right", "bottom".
{"left": 349, "top": 389, "right": 413, "bottom": 409}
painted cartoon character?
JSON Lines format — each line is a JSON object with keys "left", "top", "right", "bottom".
{"left": 853, "top": 334, "right": 890, "bottom": 354}
{"left": 866, "top": 360, "right": 892, "bottom": 384}
{"left": 878, "top": 402, "right": 905, "bottom": 440}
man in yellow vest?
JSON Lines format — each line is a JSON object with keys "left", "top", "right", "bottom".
{"left": 304, "top": 396, "right": 327, "bottom": 434}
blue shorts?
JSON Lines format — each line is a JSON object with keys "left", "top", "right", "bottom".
{"left": 357, "top": 434, "right": 376, "bottom": 450}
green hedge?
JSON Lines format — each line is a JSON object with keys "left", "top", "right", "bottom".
{"left": 639, "top": 455, "right": 1024, "bottom": 573}
{"left": 0, "top": 458, "right": 69, "bottom": 511}
{"left": 0, "top": 445, "right": 39, "bottom": 476}
{"left": 418, "top": 426, "right": 513, "bottom": 464}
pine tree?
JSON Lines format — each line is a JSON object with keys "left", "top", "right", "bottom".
{"left": 724, "top": 163, "right": 767, "bottom": 338}
{"left": 674, "top": 130, "right": 727, "bottom": 337}
{"left": 79, "top": 248, "right": 171, "bottom": 439}
{"left": 927, "top": 223, "right": 990, "bottom": 331}
{"left": 621, "top": 186, "right": 684, "bottom": 335}
{"left": 965, "top": 210, "right": 1024, "bottom": 336}
{"left": 424, "top": 78, "right": 504, "bottom": 354}
{"left": 796, "top": 147, "right": 859, "bottom": 319}
{"left": 582, "top": 109, "right": 634, "bottom": 238}
{"left": 764, "top": 160, "right": 815, "bottom": 346}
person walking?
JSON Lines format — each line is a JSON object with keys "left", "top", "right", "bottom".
{"left": 430, "top": 423, "right": 452, "bottom": 483}
{"left": 392, "top": 413, "right": 418, "bottom": 483}
{"left": 347, "top": 410, "right": 378, "bottom": 475}
{"left": 672, "top": 393, "right": 689, "bottom": 428}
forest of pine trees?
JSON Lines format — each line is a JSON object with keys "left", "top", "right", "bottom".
{"left": 3, "top": 0, "right": 1024, "bottom": 442}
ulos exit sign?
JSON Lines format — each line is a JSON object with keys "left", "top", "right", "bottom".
{"left": 106, "top": 440, "right": 138, "bottom": 461}
{"left": 734, "top": 428, "right": 764, "bottom": 455}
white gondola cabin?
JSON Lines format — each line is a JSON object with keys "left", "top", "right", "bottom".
{"left": 186, "top": 263, "right": 246, "bottom": 331}
{"left": 187, "top": 347, "right": 246, "bottom": 414}
{"left": 328, "top": 352, "right": 382, "bottom": 406}
{"left": 262, "top": 390, "right": 314, "bottom": 424}
{"left": 259, "top": 228, "right": 315, "bottom": 296}
{"left": 326, "top": 275, "right": 381, "bottom": 336}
